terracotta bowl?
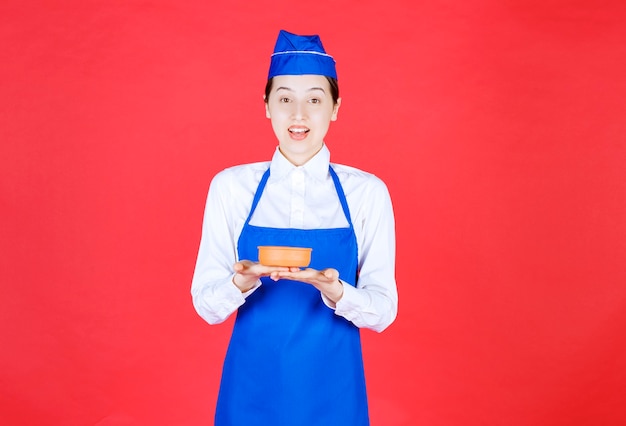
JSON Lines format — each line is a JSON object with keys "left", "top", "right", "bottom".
{"left": 258, "top": 246, "right": 312, "bottom": 267}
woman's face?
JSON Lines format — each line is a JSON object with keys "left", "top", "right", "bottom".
{"left": 265, "top": 74, "right": 340, "bottom": 166}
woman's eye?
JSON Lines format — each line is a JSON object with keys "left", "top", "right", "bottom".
{"left": 279, "top": 97, "right": 291, "bottom": 103}
{"left": 309, "top": 98, "right": 320, "bottom": 104}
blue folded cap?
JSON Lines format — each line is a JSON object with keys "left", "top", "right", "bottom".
{"left": 268, "top": 30, "right": 337, "bottom": 79}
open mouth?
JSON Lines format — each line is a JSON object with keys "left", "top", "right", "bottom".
{"left": 288, "top": 126, "right": 310, "bottom": 136}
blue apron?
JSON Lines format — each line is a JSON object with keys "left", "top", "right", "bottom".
{"left": 215, "top": 166, "right": 369, "bottom": 426}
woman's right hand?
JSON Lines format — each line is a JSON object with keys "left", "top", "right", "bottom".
{"left": 232, "top": 260, "right": 290, "bottom": 292}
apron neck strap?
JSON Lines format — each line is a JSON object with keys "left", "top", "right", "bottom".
{"left": 328, "top": 166, "right": 353, "bottom": 226}
{"left": 244, "top": 168, "right": 271, "bottom": 227}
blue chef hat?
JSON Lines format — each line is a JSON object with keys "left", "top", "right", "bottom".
{"left": 268, "top": 30, "right": 337, "bottom": 80}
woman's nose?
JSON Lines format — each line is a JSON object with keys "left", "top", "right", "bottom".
{"left": 292, "top": 101, "right": 306, "bottom": 120}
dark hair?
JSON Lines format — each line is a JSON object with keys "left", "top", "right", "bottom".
{"left": 264, "top": 77, "right": 340, "bottom": 104}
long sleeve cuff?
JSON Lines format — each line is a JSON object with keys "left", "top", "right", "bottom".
{"left": 320, "top": 280, "right": 375, "bottom": 315}
{"left": 321, "top": 281, "right": 393, "bottom": 333}
{"left": 194, "top": 276, "right": 262, "bottom": 324}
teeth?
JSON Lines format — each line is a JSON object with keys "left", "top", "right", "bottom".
{"left": 289, "top": 127, "right": 308, "bottom": 133}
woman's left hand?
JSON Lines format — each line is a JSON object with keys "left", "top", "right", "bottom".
{"left": 277, "top": 267, "right": 344, "bottom": 304}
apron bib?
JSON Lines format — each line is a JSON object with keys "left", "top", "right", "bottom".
{"left": 215, "top": 166, "right": 369, "bottom": 426}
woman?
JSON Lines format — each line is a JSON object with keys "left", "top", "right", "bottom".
{"left": 191, "top": 29, "right": 398, "bottom": 426}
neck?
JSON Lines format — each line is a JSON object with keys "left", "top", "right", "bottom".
{"left": 279, "top": 144, "right": 324, "bottom": 167}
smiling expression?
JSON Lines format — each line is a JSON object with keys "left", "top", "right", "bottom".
{"left": 265, "top": 74, "right": 340, "bottom": 166}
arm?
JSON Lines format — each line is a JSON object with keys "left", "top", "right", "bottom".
{"left": 191, "top": 171, "right": 250, "bottom": 325}
{"left": 331, "top": 177, "right": 398, "bottom": 332}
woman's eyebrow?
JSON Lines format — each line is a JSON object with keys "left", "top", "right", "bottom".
{"left": 274, "top": 86, "right": 326, "bottom": 93}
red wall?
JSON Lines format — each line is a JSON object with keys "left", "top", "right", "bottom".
{"left": 2, "top": 1, "right": 625, "bottom": 425}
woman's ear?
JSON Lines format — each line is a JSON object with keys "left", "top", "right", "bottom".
{"left": 331, "top": 97, "right": 341, "bottom": 121}
{"left": 264, "top": 95, "right": 271, "bottom": 119}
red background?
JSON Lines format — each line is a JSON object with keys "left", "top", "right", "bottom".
{"left": 1, "top": 1, "right": 625, "bottom": 425}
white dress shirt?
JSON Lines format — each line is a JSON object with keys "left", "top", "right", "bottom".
{"left": 191, "top": 144, "right": 397, "bottom": 332}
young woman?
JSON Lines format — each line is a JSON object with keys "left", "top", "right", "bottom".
{"left": 191, "top": 29, "right": 398, "bottom": 426}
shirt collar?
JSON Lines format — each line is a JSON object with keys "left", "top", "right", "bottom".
{"left": 269, "top": 144, "right": 331, "bottom": 182}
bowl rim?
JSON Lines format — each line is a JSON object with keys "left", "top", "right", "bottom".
{"left": 257, "top": 245, "right": 312, "bottom": 252}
